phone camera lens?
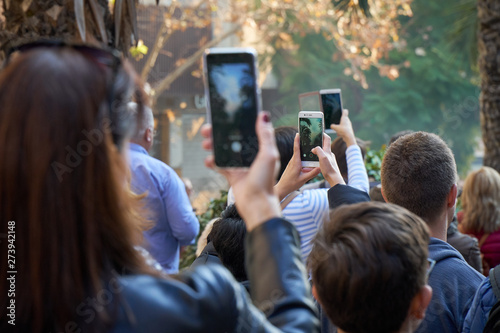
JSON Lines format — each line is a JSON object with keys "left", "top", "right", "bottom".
{"left": 231, "top": 141, "right": 242, "bottom": 152}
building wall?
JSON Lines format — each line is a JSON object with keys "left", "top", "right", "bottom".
{"left": 181, "top": 112, "right": 228, "bottom": 211}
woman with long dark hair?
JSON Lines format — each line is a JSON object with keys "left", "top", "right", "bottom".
{"left": 0, "top": 42, "right": 318, "bottom": 332}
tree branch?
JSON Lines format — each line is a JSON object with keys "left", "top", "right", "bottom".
{"left": 140, "top": 3, "right": 178, "bottom": 80}
{"left": 151, "top": 23, "right": 242, "bottom": 105}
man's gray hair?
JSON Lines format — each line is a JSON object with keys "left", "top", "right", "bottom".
{"left": 128, "top": 102, "right": 154, "bottom": 141}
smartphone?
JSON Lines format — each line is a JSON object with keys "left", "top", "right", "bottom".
{"left": 319, "top": 89, "right": 343, "bottom": 132}
{"left": 203, "top": 48, "right": 261, "bottom": 167}
{"left": 299, "top": 111, "right": 324, "bottom": 167}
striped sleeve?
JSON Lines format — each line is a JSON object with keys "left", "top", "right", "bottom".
{"left": 346, "top": 145, "right": 369, "bottom": 194}
{"left": 283, "top": 189, "right": 329, "bottom": 262}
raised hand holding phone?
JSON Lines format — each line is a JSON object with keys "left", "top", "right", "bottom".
{"left": 275, "top": 134, "right": 321, "bottom": 201}
{"left": 299, "top": 111, "right": 324, "bottom": 168}
{"left": 330, "top": 109, "right": 356, "bottom": 147}
{"left": 320, "top": 89, "right": 343, "bottom": 132}
{"left": 203, "top": 47, "right": 261, "bottom": 168}
{"left": 201, "top": 113, "right": 282, "bottom": 231}
{"left": 311, "top": 134, "right": 346, "bottom": 187}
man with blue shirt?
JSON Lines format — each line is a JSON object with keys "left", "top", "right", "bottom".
{"left": 128, "top": 103, "right": 199, "bottom": 274}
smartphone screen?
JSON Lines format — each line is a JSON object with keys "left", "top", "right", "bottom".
{"left": 321, "top": 92, "right": 342, "bottom": 128}
{"left": 205, "top": 51, "right": 259, "bottom": 167}
{"left": 299, "top": 116, "right": 323, "bottom": 162}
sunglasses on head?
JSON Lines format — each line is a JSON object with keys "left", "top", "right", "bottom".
{"left": 5, "top": 39, "right": 132, "bottom": 148}
{"left": 5, "top": 39, "right": 122, "bottom": 70}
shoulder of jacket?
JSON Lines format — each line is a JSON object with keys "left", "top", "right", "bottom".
{"left": 115, "top": 270, "right": 240, "bottom": 332}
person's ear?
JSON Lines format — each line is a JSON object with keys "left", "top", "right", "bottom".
{"left": 447, "top": 184, "right": 458, "bottom": 208}
{"left": 381, "top": 186, "right": 387, "bottom": 202}
{"left": 312, "top": 284, "right": 320, "bottom": 302}
{"left": 409, "top": 285, "right": 432, "bottom": 320}
{"left": 145, "top": 128, "right": 153, "bottom": 143}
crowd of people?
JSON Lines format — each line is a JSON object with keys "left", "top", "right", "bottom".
{"left": 3, "top": 40, "right": 500, "bottom": 333}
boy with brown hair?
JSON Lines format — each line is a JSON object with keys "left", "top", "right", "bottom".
{"left": 309, "top": 201, "right": 433, "bottom": 333}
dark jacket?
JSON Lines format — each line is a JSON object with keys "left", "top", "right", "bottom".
{"left": 190, "top": 241, "right": 251, "bottom": 292}
{"left": 190, "top": 241, "right": 221, "bottom": 268}
{"left": 327, "top": 184, "right": 370, "bottom": 209}
{"left": 416, "top": 238, "right": 483, "bottom": 333}
{"left": 447, "top": 219, "right": 482, "bottom": 273}
{"left": 111, "top": 218, "right": 320, "bottom": 332}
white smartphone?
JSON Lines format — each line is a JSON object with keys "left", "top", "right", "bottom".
{"left": 203, "top": 47, "right": 261, "bottom": 168}
{"left": 299, "top": 111, "right": 324, "bottom": 167}
{"left": 319, "top": 89, "right": 343, "bottom": 133}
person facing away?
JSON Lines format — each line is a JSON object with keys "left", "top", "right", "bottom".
{"left": 191, "top": 205, "right": 249, "bottom": 285}
{"left": 459, "top": 167, "right": 500, "bottom": 333}
{"left": 446, "top": 215, "right": 482, "bottom": 273}
{"left": 273, "top": 111, "right": 369, "bottom": 263}
{"left": 460, "top": 166, "right": 500, "bottom": 275}
{"left": 127, "top": 103, "right": 199, "bottom": 274}
{"left": 308, "top": 201, "right": 433, "bottom": 333}
{"left": 227, "top": 110, "right": 370, "bottom": 262}
{"left": 302, "top": 136, "right": 369, "bottom": 190}
{"left": 374, "top": 129, "right": 481, "bottom": 272}
{"left": 0, "top": 42, "right": 319, "bottom": 332}
{"left": 380, "top": 132, "right": 484, "bottom": 333}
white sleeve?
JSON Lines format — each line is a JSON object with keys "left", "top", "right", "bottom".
{"left": 346, "top": 145, "right": 369, "bottom": 194}
{"left": 227, "top": 187, "right": 236, "bottom": 206}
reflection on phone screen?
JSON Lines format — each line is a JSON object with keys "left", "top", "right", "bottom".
{"left": 207, "top": 57, "right": 258, "bottom": 167}
{"left": 300, "top": 117, "right": 323, "bottom": 162}
{"left": 321, "top": 93, "right": 342, "bottom": 127}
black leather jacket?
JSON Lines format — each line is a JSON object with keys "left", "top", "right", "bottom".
{"left": 111, "top": 218, "right": 320, "bottom": 332}
{"left": 447, "top": 219, "right": 482, "bottom": 273}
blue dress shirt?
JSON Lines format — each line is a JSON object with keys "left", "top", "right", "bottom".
{"left": 128, "top": 143, "right": 199, "bottom": 274}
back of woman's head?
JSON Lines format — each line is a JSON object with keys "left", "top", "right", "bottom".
{"left": 274, "top": 126, "right": 298, "bottom": 181}
{"left": 331, "top": 136, "right": 368, "bottom": 179}
{"left": 462, "top": 166, "right": 500, "bottom": 234}
{"left": 208, "top": 205, "right": 247, "bottom": 281}
{"left": 0, "top": 46, "right": 152, "bottom": 332}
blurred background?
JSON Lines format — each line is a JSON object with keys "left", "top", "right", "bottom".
{"left": 0, "top": 0, "right": 487, "bottom": 212}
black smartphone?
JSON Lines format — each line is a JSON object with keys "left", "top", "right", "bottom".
{"left": 203, "top": 48, "right": 261, "bottom": 167}
{"left": 320, "top": 89, "right": 343, "bottom": 132}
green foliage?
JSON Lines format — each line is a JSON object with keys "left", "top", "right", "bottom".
{"left": 446, "top": 0, "right": 478, "bottom": 68}
{"left": 179, "top": 190, "right": 228, "bottom": 270}
{"left": 365, "top": 145, "right": 386, "bottom": 181}
{"left": 271, "top": 0, "right": 480, "bottom": 176}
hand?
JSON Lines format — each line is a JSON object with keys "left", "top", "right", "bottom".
{"left": 312, "top": 133, "right": 346, "bottom": 187}
{"left": 330, "top": 109, "right": 356, "bottom": 147}
{"left": 201, "top": 113, "right": 282, "bottom": 230}
{"left": 275, "top": 134, "right": 321, "bottom": 201}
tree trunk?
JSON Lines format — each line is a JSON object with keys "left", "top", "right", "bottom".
{"left": 479, "top": 0, "right": 500, "bottom": 170}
